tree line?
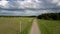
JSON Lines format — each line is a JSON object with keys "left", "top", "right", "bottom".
{"left": 37, "top": 13, "right": 60, "bottom": 20}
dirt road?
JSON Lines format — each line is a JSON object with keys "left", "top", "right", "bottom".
{"left": 29, "top": 18, "right": 41, "bottom": 34}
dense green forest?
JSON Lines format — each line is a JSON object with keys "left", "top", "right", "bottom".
{"left": 37, "top": 13, "right": 60, "bottom": 20}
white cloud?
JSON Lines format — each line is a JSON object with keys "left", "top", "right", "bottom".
{"left": 0, "top": 0, "right": 43, "bottom": 9}
{"left": 0, "top": 1, "right": 8, "bottom": 6}
{"left": 52, "top": 0, "right": 59, "bottom": 3}
{"left": 0, "top": 1, "right": 9, "bottom": 8}
{"left": 57, "top": 1, "right": 60, "bottom": 6}
{"left": 0, "top": 0, "right": 60, "bottom": 16}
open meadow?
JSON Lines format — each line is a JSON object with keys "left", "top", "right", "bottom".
{"left": 38, "top": 19, "right": 60, "bottom": 34}
{"left": 0, "top": 16, "right": 60, "bottom": 34}
{"left": 0, "top": 17, "right": 34, "bottom": 34}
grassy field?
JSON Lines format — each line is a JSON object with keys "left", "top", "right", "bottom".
{"left": 38, "top": 19, "right": 60, "bottom": 34}
{"left": 19, "top": 17, "right": 34, "bottom": 34}
{"left": 0, "top": 17, "right": 34, "bottom": 34}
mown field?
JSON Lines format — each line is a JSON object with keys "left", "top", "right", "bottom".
{"left": 0, "top": 17, "right": 34, "bottom": 34}
{"left": 38, "top": 19, "right": 60, "bottom": 34}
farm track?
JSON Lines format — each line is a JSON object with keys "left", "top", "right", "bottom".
{"left": 29, "top": 18, "right": 41, "bottom": 34}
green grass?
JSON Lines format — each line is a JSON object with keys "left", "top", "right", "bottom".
{"left": 38, "top": 19, "right": 60, "bottom": 34}
{"left": 0, "top": 17, "right": 34, "bottom": 34}
{"left": 19, "top": 17, "right": 34, "bottom": 34}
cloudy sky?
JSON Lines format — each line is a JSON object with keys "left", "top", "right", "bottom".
{"left": 0, "top": 0, "right": 60, "bottom": 16}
